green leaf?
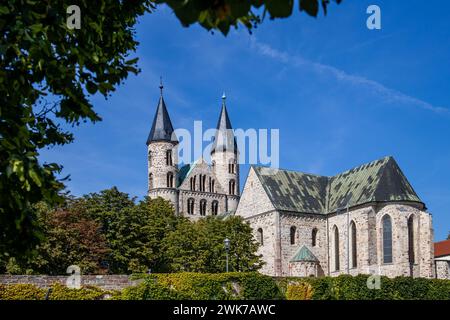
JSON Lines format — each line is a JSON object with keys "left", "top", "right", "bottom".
{"left": 300, "top": 0, "right": 319, "bottom": 17}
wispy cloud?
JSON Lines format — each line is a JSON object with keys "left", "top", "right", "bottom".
{"left": 251, "top": 39, "right": 449, "bottom": 115}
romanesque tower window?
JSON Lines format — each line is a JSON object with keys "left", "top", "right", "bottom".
{"left": 408, "top": 215, "right": 415, "bottom": 264}
{"left": 228, "top": 160, "right": 236, "bottom": 174}
{"left": 312, "top": 228, "right": 318, "bottom": 247}
{"left": 167, "top": 172, "right": 174, "bottom": 188}
{"left": 382, "top": 215, "right": 393, "bottom": 264}
{"left": 290, "top": 226, "right": 296, "bottom": 245}
{"left": 257, "top": 228, "right": 264, "bottom": 245}
{"left": 211, "top": 201, "right": 218, "bottom": 215}
{"left": 350, "top": 221, "right": 357, "bottom": 268}
{"left": 229, "top": 179, "right": 235, "bottom": 195}
{"left": 149, "top": 173, "right": 153, "bottom": 190}
{"left": 187, "top": 198, "right": 195, "bottom": 215}
{"left": 200, "top": 199, "right": 207, "bottom": 216}
{"left": 333, "top": 225, "right": 340, "bottom": 271}
{"left": 166, "top": 150, "right": 173, "bottom": 166}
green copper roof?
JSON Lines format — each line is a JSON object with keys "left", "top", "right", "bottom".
{"left": 290, "top": 246, "right": 319, "bottom": 262}
{"left": 253, "top": 156, "right": 423, "bottom": 214}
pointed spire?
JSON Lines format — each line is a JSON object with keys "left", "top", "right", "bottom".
{"left": 211, "top": 93, "right": 238, "bottom": 154}
{"left": 146, "top": 80, "right": 177, "bottom": 145}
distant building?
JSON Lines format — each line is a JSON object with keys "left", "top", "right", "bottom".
{"left": 434, "top": 239, "right": 450, "bottom": 279}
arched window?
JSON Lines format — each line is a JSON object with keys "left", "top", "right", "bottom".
{"left": 202, "top": 175, "right": 206, "bottom": 192}
{"left": 209, "top": 177, "right": 212, "bottom": 192}
{"left": 382, "top": 215, "right": 393, "bottom": 264}
{"left": 333, "top": 226, "right": 340, "bottom": 271}
{"left": 290, "top": 226, "right": 296, "bottom": 245}
{"left": 187, "top": 198, "right": 195, "bottom": 215}
{"left": 211, "top": 180, "right": 215, "bottom": 193}
{"left": 229, "top": 179, "right": 235, "bottom": 195}
{"left": 257, "top": 228, "right": 264, "bottom": 245}
{"left": 200, "top": 199, "right": 207, "bottom": 216}
{"left": 149, "top": 173, "right": 153, "bottom": 190}
{"left": 350, "top": 221, "right": 357, "bottom": 268}
{"left": 211, "top": 201, "right": 218, "bottom": 216}
{"left": 167, "top": 172, "right": 174, "bottom": 188}
{"left": 408, "top": 216, "right": 415, "bottom": 264}
{"left": 228, "top": 160, "right": 236, "bottom": 174}
{"left": 166, "top": 150, "right": 173, "bottom": 166}
{"left": 311, "top": 228, "right": 318, "bottom": 247}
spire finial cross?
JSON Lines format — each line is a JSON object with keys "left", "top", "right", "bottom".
{"left": 222, "top": 92, "right": 226, "bottom": 100}
{"left": 159, "top": 76, "right": 164, "bottom": 96}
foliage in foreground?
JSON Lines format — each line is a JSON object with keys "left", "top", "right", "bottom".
{"left": 1, "top": 274, "right": 449, "bottom": 300}
{"left": 1, "top": 190, "right": 263, "bottom": 275}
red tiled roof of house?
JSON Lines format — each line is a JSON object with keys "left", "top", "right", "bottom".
{"left": 434, "top": 239, "right": 450, "bottom": 257}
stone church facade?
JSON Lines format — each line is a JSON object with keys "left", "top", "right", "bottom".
{"left": 146, "top": 85, "right": 435, "bottom": 279}
{"left": 147, "top": 84, "right": 239, "bottom": 219}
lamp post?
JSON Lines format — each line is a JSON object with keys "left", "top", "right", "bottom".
{"left": 224, "top": 238, "right": 230, "bottom": 272}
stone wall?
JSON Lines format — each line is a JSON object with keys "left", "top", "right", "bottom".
{"left": 0, "top": 275, "right": 140, "bottom": 291}
{"left": 435, "top": 260, "right": 450, "bottom": 279}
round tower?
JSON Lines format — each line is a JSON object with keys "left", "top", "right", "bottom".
{"left": 147, "top": 80, "right": 179, "bottom": 214}
{"left": 211, "top": 93, "right": 240, "bottom": 213}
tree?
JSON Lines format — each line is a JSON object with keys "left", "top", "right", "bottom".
{"left": 157, "top": 0, "right": 342, "bottom": 35}
{"left": 3, "top": 200, "right": 109, "bottom": 275}
{"left": 0, "top": 1, "right": 154, "bottom": 259}
{"left": 164, "top": 216, "right": 264, "bottom": 272}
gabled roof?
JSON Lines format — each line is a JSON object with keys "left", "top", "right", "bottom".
{"left": 177, "top": 159, "right": 202, "bottom": 187}
{"left": 434, "top": 239, "right": 450, "bottom": 258}
{"left": 146, "top": 95, "right": 177, "bottom": 144}
{"left": 253, "top": 156, "right": 423, "bottom": 214}
{"left": 211, "top": 96, "right": 238, "bottom": 154}
{"left": 290, "top": 245, "right": 319, "bottom": 262}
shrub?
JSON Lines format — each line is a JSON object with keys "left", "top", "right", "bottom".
{"left": 286, "top": 282, "right": 313, "bottom": 300}
{"left": 0, "top": 284, "right": 46, "bottom": 300}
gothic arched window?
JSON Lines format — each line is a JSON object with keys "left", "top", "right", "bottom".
{"left": 257, "top": 228, "right": 264, "bottom": 246}
{"left": 350, "top": 221, "right": 357, "bottom": 268}
{"left": 408, "top": 215, "right": 415, "bottom": 264}
{"left": 312, "top": 228, "right": 318, "bottom": 247}
{"left": 290, "top": 226, "right": 296, "bottom": 245}
{"left": 166, "top": 150, "right": 173, "bottom": 166}
{"left": 200, "top": 199, "right": 207, "bottom": 216}
{"left": 333, "top": 225, "right": 340, "bottom": 271}
{"left": 211, "top": 201, "right": 219, "bottom": 216}
{"left": 167, "top": 172, "right": 174, "bottom": 188}
{"left": 229, "top": 179, "right": 235, "bottom": 195}
{"left": 187, "top": 198, "right": 195, "bottom": 215}
{"left": 382, "top": 215, "right": 393, "bottom": 264}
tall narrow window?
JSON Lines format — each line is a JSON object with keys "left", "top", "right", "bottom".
{"left": 334, "top": 226, "right": 340, "bottom": 271}
{"left": 187, "top": 198, "right": 194, "bottom": 215}
{"left": 350, "top": 221, "right": 357, "bottom": 268}
{"left": 149, "top": 173, "right": 153, "bottom": 190}
{"left": 200, "top": 199, "right": 207, "bottom": 216}
{"left": 257, "top": 228, "right": 264, "bottom": 245}
{"left": 408, "top": 216, "right": 415, "bottom": 264}
{"left": 229, "top": 179, "right": 235, "bottom": 195}
{"left": 167, "top": 172, "right": 174, "bottom": 188}
{"left": 382, "top": 215, "right": 393, "bottom": 264}
{"left": 199, "top": 174, "right": 203, "bottom": 191}
{"left": 193, "top": 176, "right": 196, "bottom": 191}
{"left": 290, "top": 226, "right": 296, "bottom": 245}
{"left": 202, "top": 175, "right": 206, "bottom": 192}
{"left": 312, "top": 228, "right": 318, "bottom": 247}
{"left": 211, "top": 201, "right": 218, "bottom": 216}
{"left": 209, "top": 177, "right": 212, "bottom": 192}
{"left": 166, "top": 150, "right": 172, "bottom": 166}
{"left": 211, "top": 180, "right": 215, "bottom": 193}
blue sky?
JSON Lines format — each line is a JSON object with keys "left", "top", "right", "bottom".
{"left": 40, "top": 0, "right": 450, "bottom": 240}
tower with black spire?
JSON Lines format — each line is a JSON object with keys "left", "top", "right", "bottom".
{"left": 146, "top": 79, "right": 179, "bottom": 213}
{"left": 211, "top": 93, "right": 240, "bottom": 212}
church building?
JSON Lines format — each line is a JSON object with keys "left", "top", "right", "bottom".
{"left": 146, "top": 84, "right": 435, "bottom": 279}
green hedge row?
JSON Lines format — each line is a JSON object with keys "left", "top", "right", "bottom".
{"left": 0, "top": 283, "right": 117, "bottom": 300}
{"left": 279, "top": 275, "right": 450, "bottom": 300}
{"left": 1, "top": 273, "right": 449, "bottom": 300}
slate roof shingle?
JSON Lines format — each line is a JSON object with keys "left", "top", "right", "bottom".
{"left": 253, "top": 156, "right": 423, "bottom": 214}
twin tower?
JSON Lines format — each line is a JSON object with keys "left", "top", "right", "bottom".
{"left": 146, "top": 83, "right": 240, "bottom": 217}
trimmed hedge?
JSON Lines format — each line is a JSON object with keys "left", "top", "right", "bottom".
{"left": 278, "top": 275, "right": 450, "bottom": 300}
{"left": 1, "top": 274, "right": 449, "bottom": 300}
{"left": 0, "top": 283, "right": 115, "bottom": 300}
{"left": 121, "top": 272, "right": 283, "bottom": 300}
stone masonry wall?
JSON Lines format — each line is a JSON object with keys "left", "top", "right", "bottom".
{"left": 0, "top": 275, "right": 139, "bottom": 291}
